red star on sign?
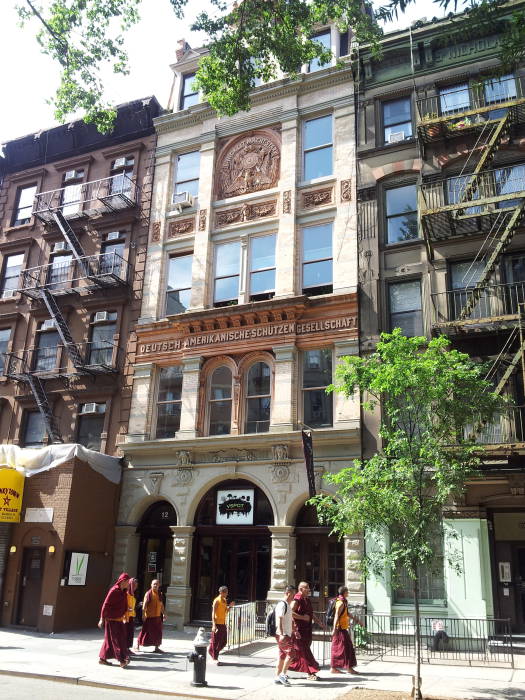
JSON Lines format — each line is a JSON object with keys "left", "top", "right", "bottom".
{"left": 2, "top": 496, "right": 11, "bottom": 506}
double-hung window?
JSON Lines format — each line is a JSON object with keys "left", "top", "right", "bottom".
{"left": 100, "top": 233, "right": 126, "bottom": 277}
{"left": 494, "top": 164, "right": 525, "bottom": 210}
{"left": 485, "top": 74, "right": 517, "bottom": 119}
{"left": 23, "top": 411, "right": 46, "bottom": 448}
{"left": 214, "top": 241, "right": 240, "bottom": 307}
{"left": 0, "top": 253, "right": 24, "bottom": 299}
{"left": 385, "top": 184, "right": 418, "bottom": 243}
{"left": 383, "top": 97, "right": 413, "bottom": 144}
{"left": 394, "top": 530, "right": 445, "bottom": 604}
{"left": 110, "top": 156, "right": 134, "bottom": 195}
{"left": 61, "top": 170, "right": 84, "bottom": 217}
{"left": 34, "top": 324, "right": 60, "bottom": 373}
{"left": 77, "top": 403, "right": 106, "bottom": 451}
{"left": 12, "top": 185, "right": 37, "bottom": 226}
{"left": 47, "top": 252, "right": 72, "bottom": 290}
{"left": 245, "top": 362, "right": 271, "bottom": 433}
{"left": 88, "top": 312, "right": 117, "bottom": 366}
{"left": 166, "top": 254, "right": 193, "bottom": 314}
{"left": 180, "top": 73, "right": 199, "bottom": 110}
{"left": 439, "top": 83, "right": 470, "bottom": 115}
{"left": 156, "top": 366, "right": 183, "bottom": 438}
{"left": 302, "top": 349, "right": 333, "bottom": 428}
{"left": 302, "top": 222, "right": 333, "bottom": 295}
{"left": 173, "top": 151, "right": 200, "bottom": 201}
{"left": 303, "top": 115, "right": 333, "bottom": 180}
{"left": 209, "top": 366, "right": 233, "bottom": 435}
{"left": 0, "top": 328, "right": 10, "bottom": 374}
{"left": 308, "top": 30, "right": 331, "bottom": 72}
{"left": 249, "top": 235, "right": 276, "bottom": 301}
{"left": 388, "top": 280, "right": 423, "bottom": 336}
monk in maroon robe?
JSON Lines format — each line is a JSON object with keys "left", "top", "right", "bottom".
{"left": 136, "top": 579, "right": 166, "bottom": 653}
{"left": 98, "top": 572, "right": 130, "bottom": 668}
{"left": 289, "top": 581, "right": 322, "bottom": 680}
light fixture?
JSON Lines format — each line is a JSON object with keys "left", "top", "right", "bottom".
{"left": 9, "top": 546, "right": 16, "bottom": 554}
{"left": 48, "top": 545, "right": 56, "bottom": 555}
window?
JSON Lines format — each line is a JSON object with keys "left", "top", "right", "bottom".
{"left": 245, "top": 362, "right": 271, "bottom": 433}
{"left": 173, "top": 151, "right": 200, "bottom": 200}
{"left": 110, "top": 156, "right": 134, "bottom": 195}
{"left": 100, "top": 235, "right": 125, "bottom": 277}
{"left": 214, "top": 241, "right": 240, "bottom": 307}
{"left": 47, "top": 253, "right": 72, "bottom": 290}
{"left": 0, "top": 253, "right": 24, "bottom": 298}
{"left": 209, "top": 366, "right": 233, "bottom": 435}
{"left": 61, "top": 170, "right": 84, "bottom": 216}
{"left": 23, "top": 411, "right": 46, "bottom": 448}
{"left": 180, "top": 73, "right": 199, "bottom": 110}
{"left": 249, "top": 235, "right": 276, "bottom": 301}
{"left": 495, "top": 164, "right": 525, "bottom": 209}
{"left": 12, "top": 185, "right": 37, "bottom": 226}
{"left": 446, "top": 173, "right": 481, "bottom": 215}
{"left": 0, "top": 328, "right": 10, "bottom": 374}
{"left": 303, "top": 115, "right": 333, "bottom": 180}
{"left": 167, "top": 254, "right": 193, "bottom": 314}
{"left": 33, "top": 325, "right": 60, "bottom": 372}
{"left": 309, "top": 30, "right": 331, "bottom": 72}
{"left": 302, "top": 349, "right": 333, "bottom": 428}
{"left": 383, "top": 97, "right": 413, "bottom": 144}
{"left": 385, "top": 184, "right": 418, "bottom": 244}
{"left": 77, "top": 403, "right": 106, "bottom": 451}
{"left": 156, "top": 366, "right": 183, "bottom": 438}
{"left": 88, "top": 312, "right": 117, "bottom": 366}
{"left": 302, "top": 222, "right": 333, "bottom": 295}
{"left": 450, "top": 260, "right": 485, "bottom": 320}
{"left": 439, "top": 83, "right": 470, "bottom": 115}
{"left": 393, "top": 531, "right": 446, "bottom": 604}
{"left": 485, "top": 74, "right": 517, "bottom": 119}
{"left": 389, "top": 280, "right": 423, "bottom": 336}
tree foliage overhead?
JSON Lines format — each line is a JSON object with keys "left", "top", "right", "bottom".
{"left": 15, "top": 0, "right": 525, "bottom": 132}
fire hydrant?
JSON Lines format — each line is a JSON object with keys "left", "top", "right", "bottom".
{"left": 187, "top": 627, "right": 208, "bottom": 687}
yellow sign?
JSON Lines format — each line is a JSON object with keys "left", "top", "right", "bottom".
{"left": 0, "top": 468, "right": 25, "bottom": 523}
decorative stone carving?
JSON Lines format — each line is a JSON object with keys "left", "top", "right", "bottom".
{"left": 341, "top": 179, "right": 352, "bottom": 202}
{"left": 173, "top": 467, "right": 194, "bottom": 485}
{"left": 270, "top": 463, "right": 290, "bottom": 483}
{"left": 282, "top": 190, "right": 291, "bottom": 214}
{"left": 314, "top": 465, "right": 325, "bottom": 492}
{"left": 168, "top": 217, "right": 194, "bottom": 238}
{"left": 215, "top": 200, "right": 277, "bottom": 228}
{"left": 204, "top": 449, "right": 258, "bottom": 463}
{"left": 151, "top": 221, "right": 161, "bottom": 242}
{"left": 198, "top": 209, "right": 207, "bottom": 231}
{"left": 174, "top": 450, "right": 192, "bottom": 466}
{"left": 302, "top": 187, "right": 332, "bottom": 209}
{"left": 217, "top": 132, "right": 281, "bottom": 199}
{"left": 272, "top": 444, "right": 289, "bottom": 462}
{"left": 148, "top": 471, "right": 164, "bottom": 495}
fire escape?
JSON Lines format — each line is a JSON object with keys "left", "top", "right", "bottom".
{"left": 3, "top": 174, "right": 137, "bottom": 443}
{"left": 417, "top": 76, "right": 525, "bottom": 447}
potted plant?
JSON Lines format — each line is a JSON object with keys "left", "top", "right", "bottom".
{"left": 450, "top": 116, "right": 472, "bottom": 130}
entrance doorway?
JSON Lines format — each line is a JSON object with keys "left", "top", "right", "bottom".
{"left": 136, "top": 501, "right": 177, "bottom": 600}
{"left": 295, "top": 504, "right": 344, "bottom": 613}
{"left": 191, "top": 480, "right": 273, "bottom": 621}
{"left": 17, "top": 547, "right": 45, "bottom": 626}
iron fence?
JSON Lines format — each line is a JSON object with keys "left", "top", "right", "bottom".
{"left": 226, "top": 601, "right": 271, "bottom": 653}
{"left": 431, "top": 281, "right": 525, "bottom": 325}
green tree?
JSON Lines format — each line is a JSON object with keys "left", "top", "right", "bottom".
{"left": 310, "top": 330, "right": 503, "bottom": 700}
{"left": 15, "top": 0, "right": 525, "bottom": 132}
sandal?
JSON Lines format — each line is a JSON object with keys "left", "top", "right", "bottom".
{"left": 307, "top": 674, "right": 319, "bottom": 681}
{"left": 98, "top": 659, "right": 111, "bottom": 666}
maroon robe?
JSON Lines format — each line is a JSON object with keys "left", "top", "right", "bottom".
{"left": 331, "top": 629, "right": 357, "bottom": 670}
{"left": 289, "top": 593, "right": 320, "bottom": 674}
{"left": 208, "top": 624, "right": 227, "bottom": 660}
{"left": 99, "top": 573, "right": 129, "bottom": 664}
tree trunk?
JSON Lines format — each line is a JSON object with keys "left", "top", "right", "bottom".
{"left": 412, "top": 574, "right": 423, "bottom": 699}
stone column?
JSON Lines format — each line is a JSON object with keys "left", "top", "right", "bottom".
{"left": 111, "top": 525, "right": 140, "bottom": 582}
{"left": 270, "top": 344, "right": 296, "bottom": 433}
{"left": 190, "top": 138, "right": 216, "bottom": 310}
{"left": 344, "top": 534, "right": 365, "bottom": 605}
{"left": 238, "top": 234, "right": 249, "bottom": 304}
{"left": 178, "top": 356, "right": 202, "bottom": 439}
{"left": 127, "top": 363, "right": 155, "bottom": 441}
{"left": 267, "top": 526, "right": 296, "bottom": 601}
{"left": 166, "top": 526, "right": 195, "bottom": 628}
{"left": 275, "top": 117, "right": 298, "bottom": 298}
{"left": 333, "top": 339, "right": 359, "bottom": 430}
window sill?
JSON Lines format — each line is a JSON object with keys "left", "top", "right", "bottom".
{"left": 358, "top": 138, "right": 417, "bottom": 157}
{"left": 297, "top": 176, "right": 337, "bottom": 190}
{"left": 166, "top": 205, "right": 198, "bottom": 218}
{"left": 3, "top": 223, "right": 33, "bottom": 234}
{"left": 383, "top": 238, "right": 424, "bottom": 250}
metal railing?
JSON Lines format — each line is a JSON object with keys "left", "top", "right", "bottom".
{"left": 18, "top": 252, "right": 130, "bottom": 296}
{"left": 431, "top": 281, "right": 525, "bottom": 325}
{"left": 464, "top": 405, "right": 525, "bottom": 445}
{"left": 33, "top": 173, "right": 139, "bottom": 221}
{"left": 226, "top": 601, "right": 271, "bottom": 653}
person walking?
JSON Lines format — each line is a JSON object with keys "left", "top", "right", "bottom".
{"left": 125, "top": 578, "right": 138, "bottom": 654}
{"left": 98, "top": 572, "right": 130, "bottom": 668}
{"left": 208, "top": 585, "right": 235, "bottom": 665}
{"left": 274, "top": 585, "right": 297, "bottom": 687}
{"left": 136, "top": 579, "right": 166, "bottom": 653}
{"left": 289, "top": 581, "right": 322, "bottom": 681}
{"left": 330, "top": 586, "right": 360, "bottom": 675}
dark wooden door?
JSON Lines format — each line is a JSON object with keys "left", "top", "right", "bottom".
{"left": 17, "top": 547, "right": 45, "bottom": 626}
{"left": 296, "top": 532, "right": 344, "bottom": 613}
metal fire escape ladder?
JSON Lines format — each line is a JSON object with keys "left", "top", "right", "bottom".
{"left": 51, "top": 209, "right": 93, "bottom": 278}
{"left": 39, "top": 287, "right": 85, "bottom": 369}
{"left": 23, "top": 373, "right": 63, "bottom": 443}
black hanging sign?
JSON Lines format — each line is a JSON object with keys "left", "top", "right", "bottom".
{"left": 301, "top": 429, "right": 316, "bottom": 498}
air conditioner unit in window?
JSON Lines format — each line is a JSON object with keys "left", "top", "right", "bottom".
{"left": 64, "top": 169, "right": 82, "bottom": 181}
{"left": 81, "top": 403, "right": 98, "bottom": 414}
{"left": 94, "top": 311, "right": 109, "bottom": 322}
{"left": 172, "top": 192, "right": 195, "bottom": 211}
{"left": 106, "top": 231, "right": 121, "bottom": 241}
{"left": 1, "top": 289, "right": 16, "bottom": 299}
{"left": 388, "top": 131, "right": 405, "bottom": 144}
{"left": 42, "top": 319, "right": 56, "bottom": 330}
{"left": 53, "top": 241, "right": 70, "bottom": 252}
{"left": 113, "top": 157, "right": 127, "bottom": 169}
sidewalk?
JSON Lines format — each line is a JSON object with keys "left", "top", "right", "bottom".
{"left": 0, "top": 626, "right": 524, "bottom": 700}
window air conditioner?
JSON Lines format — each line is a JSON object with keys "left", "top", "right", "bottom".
{"left": 1, "top": 289, "right": 16, "bottom": 299}
{"left": 64, "top": 169, "right": 82, "bottom": 181}
{"left": 388, "top": 131, "right": 405, "bottom": 144}
{"left": 172, "top": 191, "right": 195, "bottom": 210}
{"left": 113, "top": 157, "right": 127, "bottom": 169}
{"left": 42, "top": 319, "right": 56, "bottom": 330}
{"left": 81, "top": 403, "right": 98, "bottom": 414}
{"left": 94, "top": 311, "right": 109, "bottom": 322}
{"left": 53, "top": 241, "right": 70, "bottom": 252}
{"left": 106, "top": 231, "right": 121, "bottom": 241}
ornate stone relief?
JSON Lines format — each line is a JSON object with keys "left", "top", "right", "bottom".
{"left": 282, "top": 190, "right": 291, "bottom": 214}
{"left": 199, "top": 449, "right": 260, "bottom": 463}
{"left": 216, "top": 131, "right": 281, "bottom": 199}
{"left": 302, "top": 187, "right": 332, "bottom": 209}
{"left": 215, "top": 200, "right": 277, "bottom": 229}
{"left": 341, "top": 179, "right": 352, "bottom": 202}
{"left": 174, "top": 450, "right": 192, "bottom": 466}
{"left": 198, "top": 209, "right": 207, "bottom": 231}
{"left": 172, "top": 467, "right": 194, "bottom": 485}
{"left": 272, "top": 444, "right": 289, "bottom": 462}
{"left": 271, "top": 463, "right": 291, "bottom": 483}
{"left": 151, "top": 221, "right": 161, "bottom": 242}
{"left": 168, "top": 217, "right": 194, "bottom": 238}
{"left": 148, "top": 472, "right": 164, "bottom": 495}
{"left": 314, "top": 465, "right": 325, "bottom": 492}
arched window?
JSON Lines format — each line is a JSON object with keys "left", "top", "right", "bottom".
{"left": 209, "top": 366, "right": 233, "bottom": 435}
{"left": 245, "top": 361, "right": 271, "bottom": 433}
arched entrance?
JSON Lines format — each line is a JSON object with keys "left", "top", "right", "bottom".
{"left": 191, "top": 480, "right": 274, "bottom": 621}
{"left": 136, "top": 501, "right": 177, "bottom": 597}
{"left": 295, "top": 504, "right": 344, "bottom": 612}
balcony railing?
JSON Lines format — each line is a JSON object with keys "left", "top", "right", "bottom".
{"left": 3, "top": 340, "right": 120, "bottom": 379}
{"left": 416, "top": 76, "right": 525, "bottom": 142}
{"left": 33, "top": 174, "right": 139, "bottom": 222}
{"left": 466, "top": 405, "right": 525, "bottom": 445}
{"left": 18, "top": 252, "right": 130, "bottom": 298}
{"left": 431, "top": 281, "right": 525, "bottom": 328}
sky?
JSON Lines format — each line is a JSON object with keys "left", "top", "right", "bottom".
{"left": 0, "top": 0, "right": 444, "bottom": 145}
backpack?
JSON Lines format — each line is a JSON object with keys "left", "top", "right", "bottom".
{"left": 325, "top": 598, "right": 338, "bottom": 627}
{"left": 266, "top": 601, "right": 287, "bottom": 637}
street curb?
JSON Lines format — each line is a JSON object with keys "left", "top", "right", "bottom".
{"left": 0, "top": 668, "right": 222, "bottom": 699}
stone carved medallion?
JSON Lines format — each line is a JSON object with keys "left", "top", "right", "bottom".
{"left": 341, "top": 179, "right": 352, "bottom": 202}
{"left": 168, "top": 217, "right": 194, "bottom": 238}
{"left": 173, "top": 467, "right": 194, "bottom": 485}
{"left": 271, "top": 463, "right": 290, "bottom": 483}
{"left": 303, "top": 187, "right": 333, "bottom": 209}
{"left": 217, "top": 131, "right": 280, "bottom": 200}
